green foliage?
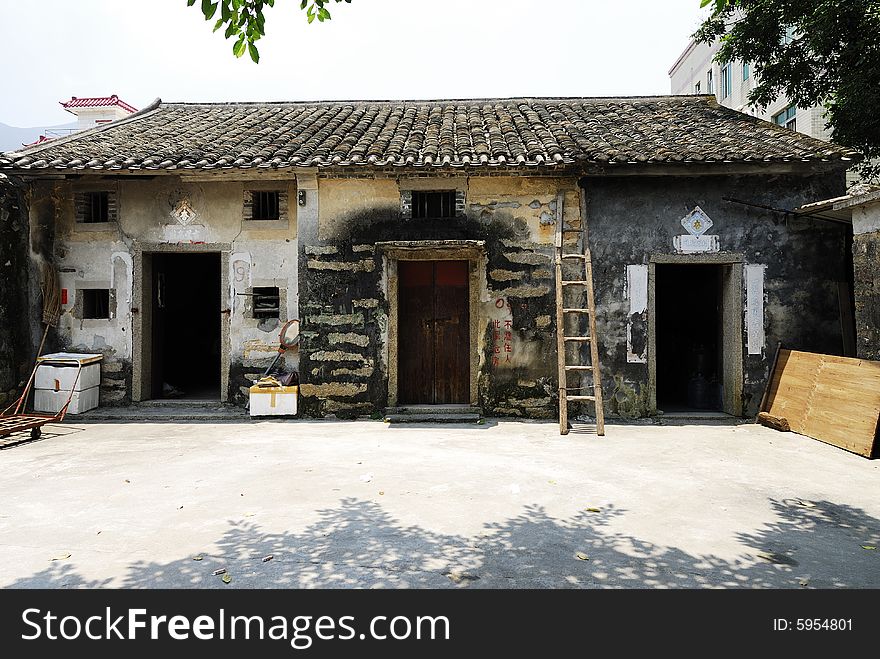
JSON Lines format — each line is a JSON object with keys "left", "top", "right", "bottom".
{"left": 695, "top": 0, "right": 880, "bottom": 180}
{"left": 187, "top": 0, "right": 352, "bottom": 63}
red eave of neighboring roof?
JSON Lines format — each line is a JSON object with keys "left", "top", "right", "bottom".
{"left": 22, "top": 135, "right": 53, "bottom": 148}
{"left": 60, "top": 95, "right": 138, "bottom": 114}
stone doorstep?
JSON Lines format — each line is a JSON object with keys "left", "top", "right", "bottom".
{"left": 383, "top": 405, "right": 483, "bottom": 425}
{"left": 384, "top": 413, "right": 482, "bottom": 425}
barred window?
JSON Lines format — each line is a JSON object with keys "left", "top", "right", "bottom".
{"left": 411, "top": 191, "right": 456, "bottom": 219}
{"left": 75, "top": 191, "right": 115, "bottom": 223}
{"left": 251, "top": 191, "right": 280, "bottom": 221}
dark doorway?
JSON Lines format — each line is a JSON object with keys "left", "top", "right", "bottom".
{"left": 149, "top": 253, "right": 221, "bottom": 400}
{"left": 655, "top": 264, "right": 723, "bottom": 412}
{"left": 398, "top": 260, "right": 470, "bottom": 404}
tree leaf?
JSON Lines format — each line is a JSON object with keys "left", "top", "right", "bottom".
{"left": 233, "top": 36, "right": 246, "bottom": 58}
{"left": 201, "top": 0, "right": 218, "bottom": 21}
{"left": 248, "top": 42, "right": 260, "bottom": 63}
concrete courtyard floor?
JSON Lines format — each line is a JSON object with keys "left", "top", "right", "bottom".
{"left": 1, "top": 418, "right": 878, "bottom": 589}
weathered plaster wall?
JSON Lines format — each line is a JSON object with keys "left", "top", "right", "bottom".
{"left": 851, "top": 201, "right": 880, "bottom": 360}
{"left": 32, "top": 176, "right": 298, "bottom": 405}
{"left": 585, "top": 172, "right": 849, "bottom": 418}
{"left": 298, "top": 174, "right": 579, "bottom": 418}
{"left": 0, "top": 176, "right": 32, "bottom": 407}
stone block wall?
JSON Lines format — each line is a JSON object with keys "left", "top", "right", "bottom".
{"left": 296, "top": 174, "right": 579, "bottom": 419}
{"left": 851, "top": 201, "right": 880, "bottom": 360}
{"left": 585, "top": 172, "right": 849, "bottom": 418}
{"left": 0, "top": 176, "right": 31, "bottom": 408}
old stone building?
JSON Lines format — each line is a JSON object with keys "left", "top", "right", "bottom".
{"left": 0, "top": 96, "right": 860, "bottom": 420}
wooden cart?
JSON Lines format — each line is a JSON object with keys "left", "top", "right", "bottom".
{"left": 0, "top": 359, "right": 83, "bottom": 440}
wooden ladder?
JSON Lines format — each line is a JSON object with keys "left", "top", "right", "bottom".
{"left": 554, "top": 193, "right": 605, "bottom": 436}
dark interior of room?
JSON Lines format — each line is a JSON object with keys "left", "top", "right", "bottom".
{"left": 150, "top": 253, "right": 221, "bottom": 400}
{"left": 655, "top": 264, "right": 723, "bottom": 412}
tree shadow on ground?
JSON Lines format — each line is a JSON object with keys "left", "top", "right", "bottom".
{"left": 9, "top": 497, "right": 879, "bottom": 589}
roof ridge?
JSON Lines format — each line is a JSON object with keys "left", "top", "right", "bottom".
{"left": 159, "top": 94, "right": 716, "bottom": 107}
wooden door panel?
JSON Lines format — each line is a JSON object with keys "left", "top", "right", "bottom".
{"left": 399, "top": 261, "right": 434, "bottom": 404}
{"left": 433, "top": 261, "right": 469, "bottom": 404}
{"left": 398, "top": 260, "right": 469, "bottom": 405}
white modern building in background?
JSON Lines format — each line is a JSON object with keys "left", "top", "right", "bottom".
{"left": 60, "top": 95, "right": 137, "bottom": 130}
{"left": 669, "top": 37, "right": 831, "bottom": 141}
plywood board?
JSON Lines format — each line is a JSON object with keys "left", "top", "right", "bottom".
{"left": 763, "top": 349, "right": 880, "bottom": 457}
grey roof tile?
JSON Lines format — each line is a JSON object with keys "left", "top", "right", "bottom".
{"left": 0, "top": 96, "right": 858, "bottom": 171}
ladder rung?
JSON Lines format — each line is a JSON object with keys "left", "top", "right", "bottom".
{"left": 561, "top": 254, "right": 588, "bottom": 259}
{"left": 564, "top": 365, "right": 593, "bottom": 371}
{"left": 562, "top": 308, "right": 590, "bottom": 313}
{"left": 563, "top": 336, "right": 591, "bottom": 342}
{"left": 566, "top": 395, "right": 596, "bottom": 402}
{"left": 561, "top": 280, "right": 589, "bottom": 285}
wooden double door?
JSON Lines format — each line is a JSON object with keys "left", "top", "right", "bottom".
{"left": 398, "top": 260, "right": 470, "bottom": 404}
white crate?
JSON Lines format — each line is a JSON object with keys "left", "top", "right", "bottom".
{"left": 35, "top": 362, "right": 101, "bottom": 392}
{"left": 34, "top": 386, "right": 100, "bottom": 415}
{"left": 249, "top": 385, "right": 298, "bottom": 417}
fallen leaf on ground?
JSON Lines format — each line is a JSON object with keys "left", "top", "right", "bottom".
{"left": 50, "top": 553, "right": 71, "bottom": 562}
{"left": 445, "top": 571, "right": 480, "bottom": 584}
{"left": 548, "top": 480, "right": 556, "bottom": 485}
{"left": 585, "top": 507, "right": 601, "bottom": 513}
{"left": 192, "top": 555, "right": 203, "bottom": 561}
{"left": 222, "top": 574, "right": 231, "bottom": 584}
{"left": 575, "top": 552, "right": 590, "bottom": 561}
{"left": 124, "top": 479, "right": 130, "bottom": 484}
{"left": 378, "top": 491, "right": 384, "bottom": 496}
{"left": 212, "top": 568, "right": 227, "bottom": 576}
{"left": 177, "top": 505, "right": 183, "bottom": 510}
{"left": 244, "top": 513, "right": 255, "bottom": 517}
{"left": 861, "top": 545, "right": 876, "bottom": 550}
{"left": 262, "top": 555, "right": 274, "bottom": 563}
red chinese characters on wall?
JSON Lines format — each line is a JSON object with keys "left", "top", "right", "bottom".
{"left": 492, "top": 298, "right": 526, "bottom": 367}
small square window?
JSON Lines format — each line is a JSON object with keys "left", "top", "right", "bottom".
{"left": 412, "top": 191, "right": 456, "bottom": 219}
{"left": 252, "top": 287, "right": 280, "bottom": 319}
{"left": 251, "top": 191, "right": 280, "bottom": 221}
{"left": 78, "top": 191, "right": 110, "bottom": 223}
{"left": 82, "top": 289, "right": 110, "bottom": 319}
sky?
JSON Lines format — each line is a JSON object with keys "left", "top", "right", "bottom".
{"left": 0, "top": 0, "right": 708, "bottom": 128}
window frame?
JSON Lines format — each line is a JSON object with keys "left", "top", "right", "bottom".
{"left": 81, "top": 288, "right": 111, "bottom": 320}
{"left": 75, "top": 190, "right": 116, "bottom": 224}
{"left": 250, "top": 190, "right": 281, "bottom": 222}
{"left": 411, "top": 190, "right": 457, "bottom": 220}
{"left": 694, "top": 81, "right": 701, "bottom": 94}
{"left": 251, "top": 286, "right": 281, "bottom": 320}
{"left": 773, "top": 104, "right": 797, "bottom": 131}
{"left": 720, "top": 63, "right": 732, "bottom": 100}
{"left": 742, "top": 62, "right": 750, "bottom": 81}
{"left": 706, "top": 69, "right": 714, "bottom": 95}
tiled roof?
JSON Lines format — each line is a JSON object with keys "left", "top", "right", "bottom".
{"left": 61, "top": 95, "right": 138, "bottom": 113}
{"left": 1, "top": 96, "right": 858, "bottom": 171}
